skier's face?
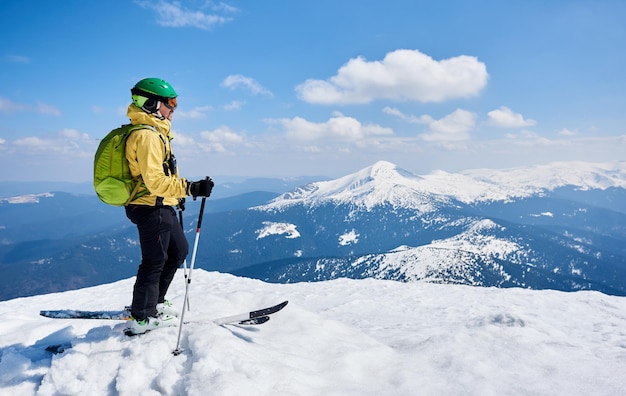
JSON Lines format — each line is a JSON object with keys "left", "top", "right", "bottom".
{"left": 158, "top": 101, "right": 174, "bottom": 121}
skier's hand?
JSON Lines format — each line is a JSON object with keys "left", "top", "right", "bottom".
{"left": 187, "top": 177, "right": 214, "bottom": 199}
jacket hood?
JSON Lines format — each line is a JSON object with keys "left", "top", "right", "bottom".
{"left": 127, "top": 104, "right": 172, "bottom": 138}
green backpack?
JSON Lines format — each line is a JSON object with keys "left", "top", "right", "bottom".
{"left": 93, "top": 124, "right": 156, "bottom": 206}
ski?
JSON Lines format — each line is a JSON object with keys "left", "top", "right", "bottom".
{"left": 42, "top": 301, "right": 286, "bottom": 353}
{"left": 39, "top": 309, "right": 131, "bottom": 320}
{"left": 39, "top": 300, "right": 288, "bottom": 326}
{"left": 212, "top": 300, "right": 288, "bottom": 325}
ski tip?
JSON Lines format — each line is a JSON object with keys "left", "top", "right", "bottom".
{"left": 239, "top": 316, "right": 270, "bottom": 325}
{"left": 273, "top": 300, "right": 289, "bottom": 310}
{"left": 276, "top": 300, "right": 289, "bottom": 311}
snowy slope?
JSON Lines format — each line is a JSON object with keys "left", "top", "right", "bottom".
{"left": 1, "top": 269, "right": 625, "bottom": 396}
{"left": 355, "top": 218, "right": 522, "bottom": 284}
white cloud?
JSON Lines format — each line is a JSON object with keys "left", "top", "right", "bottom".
{"left": 487, "top": 106, "right": 536, "bottom": 128}
{"left": 296, "top": 49, "right": 488, "bottom": 105}
{"left": 384, "top": 107, "right": 476, "bottom": 142}
{"left": 383, "top": 106, "right": 433, "bottom": 124}
{"left": 270, "top": 115, "right": 393, "bottom": 141}
{"left": 419, "top": 109, "right": 477, "bottom": 142}
{"left": 559, "top": 128, "right": 579, "bottom": 136}
{"left": 10, "top": 129, "right": 93, "bottom": 156}
{"left": 222, "top": 75, "right": 273, "bottom": 97}
{"left": 199, "top": 126, "right": 245, "bottom": 152}
{"left": 211, "top": 2, "right": 239, "bottom": 13}
{"left": 14, "top": 136, "right": 49, "bottom": 149}
{"left": 223, "top": 100, "right": 245, "bottom": 110}
{"left": 176, "top": 105, "right": 212, "bottom": 119}
{"left": 137, "top": 0, "right": 236, "bottom": 30}
{"left": 59, "top": 128, "right": 88, "bottom": 140}
{"left": 170, "top": 131, "right": 196, "bottom": 147}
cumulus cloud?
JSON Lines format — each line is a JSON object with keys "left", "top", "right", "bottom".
{"left": 487, "top": 106, "right": 536, "bottom": 128}
{"left": 270, "top": 114, "right": 393, "bottom": 141}
{"left": 136, "top": 0, "right": 237, "bottom": 30}
{"left": 296, "top": 49, "right": 488, "bottom": 105}
{"left": 12, "top": 129, "right": 92, "bottom": 154}
{"left": 199, "top": 126, "right": 245, "bottom": 152}
{"left": 419, "top": 109, "right": 477, "bottom": 142}
{"left": 384, "top": 107, "right": 476, "bottom": 142}
{"left": 170, "top": 131, "right": 196, "bottom": 147}
{"left": 222, "top": 75, "right": 273, "bottom": 97}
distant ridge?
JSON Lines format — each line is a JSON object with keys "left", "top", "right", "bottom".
{"left": 257, "top": 160, "right": 626, "bottom": 210}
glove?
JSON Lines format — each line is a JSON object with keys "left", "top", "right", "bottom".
{"left": 187, "top": 177, "right": 214, "bottom": 199}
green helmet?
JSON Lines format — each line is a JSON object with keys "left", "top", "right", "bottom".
{"left": 131, "top": 78, "right": 178, "bottom": 113}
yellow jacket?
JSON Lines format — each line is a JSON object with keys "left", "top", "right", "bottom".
{"left": 125, "top": 104, "right": 188, "bottom": 206}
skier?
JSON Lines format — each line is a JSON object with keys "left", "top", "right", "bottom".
{"left": 123, "top": 77, "right": 213, "bottom": 335}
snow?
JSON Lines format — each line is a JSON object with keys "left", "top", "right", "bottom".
{"left": 430, "top": 160, "right": 626, "bottom": 203}
{"left": 338, "top": 229, "right": 359, "bottom": 246}
{"left": 429, "top": 219, "right": 520, "bottom": 259}
{"left": 257, "top": 160, "right": 626, "bottom": 211}
{"left": 0, "top": 192, "right": 54, "bottom": 204}
{"left": 255, "top": 221, "right": 301, "bottom": 240}
{"left": 257, "top": 160, "right": 450, "bottom": 212}
{"left": 1, "top": 269, "right": 625, "bottom": 395}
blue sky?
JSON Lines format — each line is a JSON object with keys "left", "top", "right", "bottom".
{"left": 1, "top": 0, "right": 624, "bottom": 182}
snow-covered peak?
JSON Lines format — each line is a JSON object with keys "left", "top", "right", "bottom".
{"left": 258, "top": 160, "right": 626, "bottom": 210}
{"left": 257, "top": 160, "right": 449, "bottom": 212}
{"left": 463, "top": 160, "right": 626, "bottom": 191}
{"left": 425, "top": 160, "right": 626, "bottom": 203}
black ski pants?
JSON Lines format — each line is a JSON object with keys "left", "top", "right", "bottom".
{"left": 125, "top": 205, "right": 189, "bottom": 320}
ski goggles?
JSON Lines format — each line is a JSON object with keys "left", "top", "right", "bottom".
{"left": 162, "top": 97, "right": 177, "bottom": 110}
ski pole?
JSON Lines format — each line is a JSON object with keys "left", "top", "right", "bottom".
{"left": 177, "top": 202, "right": 191, "bottom": 311}
{"left": 173, "top": 188, "right": 207, "bottom": 356}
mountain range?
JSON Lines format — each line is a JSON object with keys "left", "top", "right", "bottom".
{"left": 2, "top": 160, "right": 626, "bottom": 300}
